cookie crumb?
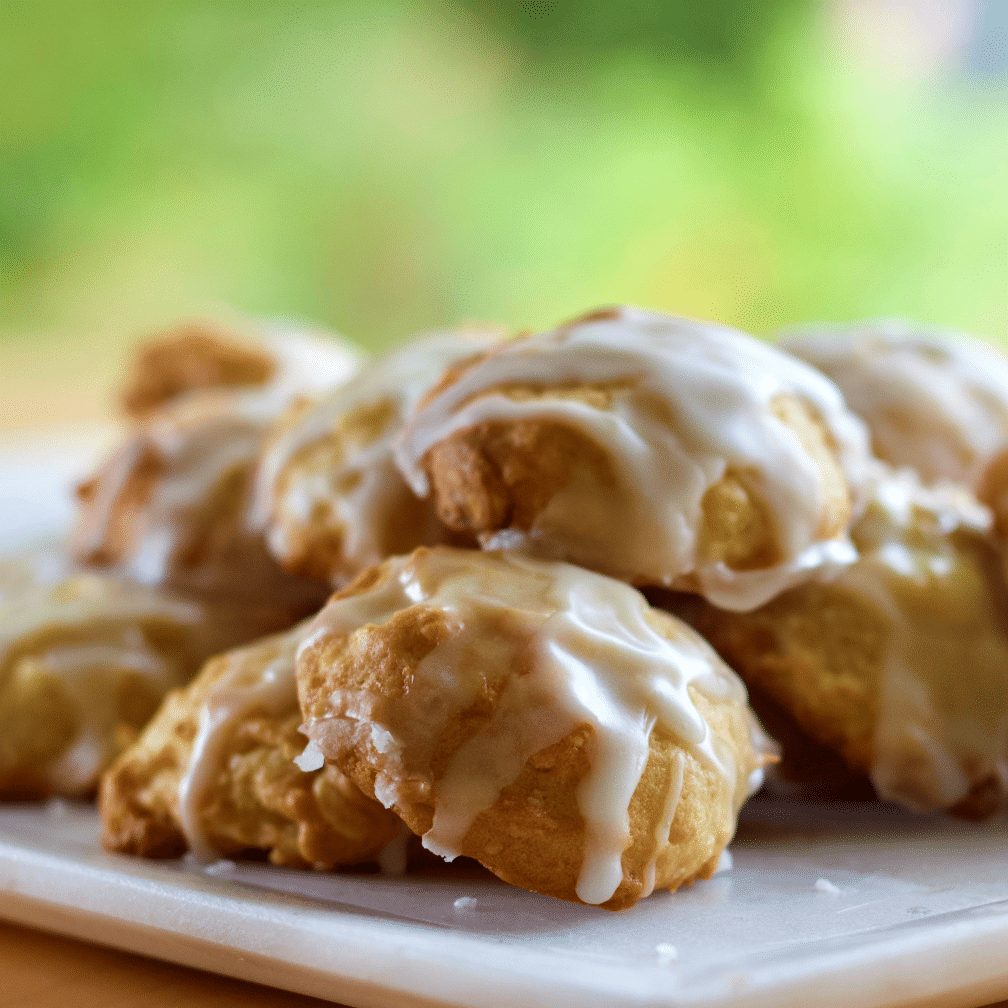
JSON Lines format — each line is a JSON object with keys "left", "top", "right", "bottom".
{"left": 203, "top": 859, "right": 238, "bottom": 877}
{"left": 294, "top": 738, "right": 325, "bottom": 772}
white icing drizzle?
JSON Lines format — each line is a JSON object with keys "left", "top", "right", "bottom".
{"left": 176, "top": 628, "right": 305, "bottom": 861}
{"left": 299, "top": 547, "right": 757, "bottom": 906}
{"left": 0, "top": 574, "right": 204, "bottom": 665}
{"left": 782, "top": 320, "right": 1008, "bottom": 488}
{"left": 815, "top": 467, "right": 1008, "bottom": 811}
{"left": 257, "top": 321, "right": 363, "bottom": 400}
{"left": 76, "top": 332, "right": 359, "bottom": 594}
{"left": 641, "top": 751, "right": 685, "bottom": 897}
{"left": 83, "top": 400, "right": 268, "bottom": 589}
{"left": 0, "top": 573, "right": 205, "bottom": 793}
{"left": 252, "top": 329, "right": 501, "bottom": 580}
{"left": 396, "top": 307, "right": 872, "bottom": 612}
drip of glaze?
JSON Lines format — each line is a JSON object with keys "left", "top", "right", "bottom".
{"left": 299, "top": 547, "right": 755, "bottom": 906}
{"left": 396, "top": 307, "right": 872, "bottom": 612}
{"left": 0, "top": 574, "right": 204, "bottom": 792}
{"left": 783, "top": 320, "right": 1008, "bottom": 488}
{"left": 127, "top": 401, "right": 268, "bottom": 589}
{"left": 176, "top": 628, "right": 305, "bottom": 861}
{"left": 818, "top": 467, "right": 1008, "bottom": 810}
{"left": 43, "top": 635, "right": 173, "bottom": 793}
{"left": 641, "top": 751, "right": 685, "bottom": 898}
{"left": 76, "top": 332, "right": 358, "bottom": 592}
{"left": 252, "top": 329, "right": 501, "bottom": 579}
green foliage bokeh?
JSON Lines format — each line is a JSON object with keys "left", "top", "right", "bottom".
{"left": 2, "top": 0, "right": 1006, "bottom": 356}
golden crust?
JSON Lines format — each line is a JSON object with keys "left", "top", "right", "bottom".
{"left": 671, "top": 584, "right": 881, "bottom": 773}
{"left": 0, "top": 661, "right": 79, "bottom": 799}
{"left": 256, "top": 331, "right": 505, "bottom": 588}
{"left": 296, "top": 551, "right": 763, "bottom": 910}
{"left": 0, "top": 573, "right": 277, "bottom": 800}
{"left": 75, "top": 443, "right": 162, "bottom": 569}
{"left": 418, "top": 376, "right": 853, "bottom": 588}
{"left": 710, "top": 653, "right": 875, "bottom": 803}
{"left": 666, "top": 479, "right": 1008, "bottom": 817}
{"left": 100, "top": 632, "right": 401, "bottom": 868}
{"left": 423, "top": 409, "right": 617, "bottom": 544}
{"left": 122, "top": 321, "right": 277, "bottom": 418}
{"left": 262, "top": 395, "right": 448, "bottom": 585}
{"left": 72, "top": 395, "right": 328, "bottom": 614}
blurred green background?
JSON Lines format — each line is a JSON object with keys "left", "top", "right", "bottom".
{"left": 2, "top": 0, "right": 1007, "bottom": 423}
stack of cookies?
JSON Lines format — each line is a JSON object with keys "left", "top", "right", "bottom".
{"left": 4, "top": 307, "right": 1006, "bottom": 910}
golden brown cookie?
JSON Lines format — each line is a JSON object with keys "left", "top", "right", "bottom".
{"left": 253, "top": 328, "right": 502, "bottom": 585}
{"left": 783, "top": 320, "right": 1008, "bottom": 489}
{"left": 669, "top": 469, "right": 1008, "bottom": 817}
{"left": 100, "top": 625, "right": 401, "bottom": 869}
{"left": 724, "top": 680, "right": 876, "bottom": 804}
{"left": 0, "top": 550, "right": 66, "bottom": 605}
{"left": 296, "top": 547, "right": 770, "bottom": 910}
{"left": 73, "top": 322, "right": 360, "bottom": 607}
{"left": 73, "top": 392, "right": 327, "bottom": 611}
{"left": 397, "top": 307, "right": 872, "bottom": 611}
{"left": 122, "top": 320, "right": 278, "bottom": 418}
{"left": 0, "top": 570, "right": 279, "bottom": 799}
{"left": 121, "top": 318, "right": 361, "bottom": 418}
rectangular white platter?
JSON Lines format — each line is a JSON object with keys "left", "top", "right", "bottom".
{"left": 1, "top": 800, "right": 1007, "bottom": 1008}
{"left": 1, "top": 434, "right": 1007, "bottom": 1008}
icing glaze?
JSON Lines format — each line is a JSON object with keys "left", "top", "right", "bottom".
{"left": 298, "top": 547, "right": 760, "bottom": 906}
{"left": 817, "top": 468, "right": 1008, "bottom": 811}
{"left": 0, "top": 574, "right": 205, "bottom": 793}
{"left": 177, "top": 628, "right": 305, "bottom": 860}
{"left": 253, "top": 329, "right": 501, "bottom": 580}
{"left": 75, "top": 331, "right": 359, "bottom": 595}
{"left": 78, "top": 398, "right": 268, "bottom": 589}
{"left": 783, "top": 320, "right": 1008, "bottom": 488}
{"left": 397, "top": 307, "right": 872, "bottom": 611}
{"left": 258, "top": 321, "right": 364, "bottom": 400}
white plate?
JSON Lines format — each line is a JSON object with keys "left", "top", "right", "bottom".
{"left": 1, "top": 435, "right": 1007, "bottom": 1008}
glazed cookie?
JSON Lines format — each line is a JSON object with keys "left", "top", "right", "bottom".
{"left": 397, "top": 307, "right": 872, "bottom": 611}
{"left": 101, "top": 625, "right": 402, "bottom": 869}
{"left": 253, "top": 329, "right": 502, "bottom": 585}
{"left": 121, "top": 318, "right": 362, "bottom": 417}
{"left": 296, "top": 547, "right": 770, "bottom": 910}
{"left": 783, "top": 320, "right": 1008, "bottom": 488}
{"left": 671, "top": 469, "right": 1008, "bottom": 817}
{"left": 0, "top": 570, "right": 280, "bottom": 798}
{"left": 74, "top": 326, "right": 359, "bottom": 607}
{"left": 0, "top": 550, "right": 66, "bottom": 605}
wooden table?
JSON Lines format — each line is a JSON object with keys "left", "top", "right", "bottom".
{"left": 3, "top": 915, "right": 1005, "bottom": 1008}
{"left": 0, "top": 920, "right": 342, "bottom": 1007}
